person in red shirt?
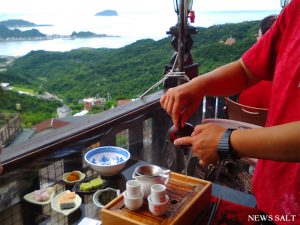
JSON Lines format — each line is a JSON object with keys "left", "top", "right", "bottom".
{"left": 239, "top": 80, "right": 272, "bottom": 108}
{"left": 238, "top": 15, "right": 277, "bottom": 109}
{"left": 160, "top": 1, "right": 300, "bottom": 224}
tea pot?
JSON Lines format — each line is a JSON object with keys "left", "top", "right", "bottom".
{"left": 132, "top": 165, "right": 170, "bottom": 197}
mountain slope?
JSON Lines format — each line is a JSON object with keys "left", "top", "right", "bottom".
{"left": 0, "top": 21, "right": 259, "bottom": 103}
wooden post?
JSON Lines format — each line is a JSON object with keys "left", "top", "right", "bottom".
{"left": 101, "top": 133, "right": 116, "bottom": 146}
{"left": 129, "top": 122, "right": 143, "bottom": 160}
{"left": 151, "top": 109, "right": 171, "bottom": 165}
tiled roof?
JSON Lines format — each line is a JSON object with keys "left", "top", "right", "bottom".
{"left": 32, "top": 118, "right": 70, "bottom": 132}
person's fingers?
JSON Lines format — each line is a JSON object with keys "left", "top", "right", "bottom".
{"left": 166, "top": 96, "right": 175, "bottom": 116}
{"left": 173, "top": 136, "right": 193, "bottom": 146}
{"left": 180, "top": 109, "right": 190, "bottom": 128}
{"left": 172, "top": 101, "right": 181, "bottom": 128}
{"left": 199, "top": 159, "right": 206, "bottom": 167}
{"left": 0, "top": 165, "right": 3, "bottom": 175}
{"left": 172, "top": 110, "right": 180, "bottom": 128}
{"left": 162, "top": 94, "right": 169, "bottom": 110}
{"left": 191, "top": 124, "right": 209, "bottom": 136}
{"left": 160, "top": 94, "right": 166, "bottom": 108}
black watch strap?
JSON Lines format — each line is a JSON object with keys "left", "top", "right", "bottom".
{"left": 217, "top": 128, "right": 237, "bottom": 160}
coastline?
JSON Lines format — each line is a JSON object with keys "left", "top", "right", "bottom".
{"left": 0, "top": 34, "right": 121, "bottom": 42}
{"left": 0, "top": 9, "right": 280, "bottom": 57}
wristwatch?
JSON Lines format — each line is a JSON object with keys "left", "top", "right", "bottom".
{"left": 217, "top": 129, "right": 238, "bottom": 160}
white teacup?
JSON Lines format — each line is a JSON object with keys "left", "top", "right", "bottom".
{"left": 151, "top": 184, "right": 166, "bottom": 204}
{"left": 124, "top": 191, "right": 143, "bottom": 211}
{"left": 126, "top": 180, "right": 142, "bottom": 198}
{"left": 148, "top": 194, "right": 169, "bottom": 216}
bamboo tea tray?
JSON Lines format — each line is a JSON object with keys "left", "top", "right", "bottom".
{"left": 100, "top": 172, "right": 212, "bottom": 225}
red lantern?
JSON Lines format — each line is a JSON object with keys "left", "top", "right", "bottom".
{"left": 189, "top": 10, "right": 195, "bottom": 23}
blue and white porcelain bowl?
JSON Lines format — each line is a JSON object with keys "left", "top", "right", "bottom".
{"left": 85, "top": 146, "right": 130, "bottom": 176}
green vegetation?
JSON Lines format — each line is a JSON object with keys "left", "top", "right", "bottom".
{"left": 0, "top": 58, "right": 6, "bottom": 63}
{"left": 11, "top": 86, "right": 35, "bottom": 95}
{"left": 0, "top": 19, "right": 36, "bottom": 27}
{"left": 0, "top": 89, "right": 61, "bottom": 127}
{"left": 0, "top": 19, "right": 52, "bottom": 28}
{"left": 0, "top": 24, "right": 46, "bottom": 39}
{"left": 71, "top": 31, "right": 111, "bottom": 38}
{"left": 0, "top": 21, "right": 259, "bottom": 127}
{"left": 0, "top": 38, "right": 170, "bottom": 103}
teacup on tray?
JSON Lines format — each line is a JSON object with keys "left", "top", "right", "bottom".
{"left": 147, "top": 194, "right": 169, "bottom": 216}
{"left": 124, "top": 191, "right": 143, "bottom": 211}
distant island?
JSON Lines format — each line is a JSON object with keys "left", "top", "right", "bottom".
{"left": 0, "top": 19, "right": 52, "bottom": 27}
{"left": 0, "top": 19, "right": 119, "bottom": 41}
{"left": 71, "top": 31, "right": 119, "bottom": 38}
{"left": 95, "top": 10, "right": 118, "bottom": 16}
{"left": 0, "top": 24, "right": 46, "bottom": 39}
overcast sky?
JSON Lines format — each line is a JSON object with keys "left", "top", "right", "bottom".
{"left": 0, "top": 0, "right": 282, "bottom": 14}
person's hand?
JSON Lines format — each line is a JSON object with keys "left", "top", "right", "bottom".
{"left": 173, "top": 123, "right": 226, "bottom": 165}
{"left": 160, "top": 82, "right": 203, "bottom": 128}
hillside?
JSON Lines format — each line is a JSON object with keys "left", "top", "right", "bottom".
{"left": 71, "top": 31, "right": 117, "bottom": 38}
{"left": 0, "top": 19, "right": 36, "bottom": 27}
{"left": 0, "top": 19, "right": 52, "bottom": 27}
{"left": 0, "top": 90, "right": 61, "bottom": 127}
{"left": 0, "top": 25, "right": 46, "bottom": 39}
{"left": 0, "top": 21, "right": 259, "bottom": 104}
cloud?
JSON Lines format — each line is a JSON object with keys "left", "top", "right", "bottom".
{"left": 194, "top": 0, "right": 281, "bottom": 11}
{"left": 0, "top": 0, "right": 281, "bottom": 14}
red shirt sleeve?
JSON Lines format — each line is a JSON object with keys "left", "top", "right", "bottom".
{"left": 242, "top": 4, "right": 289, "bottom": 81}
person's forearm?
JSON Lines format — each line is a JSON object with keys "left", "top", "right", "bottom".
{"left": 230, "top": 121, "right": 300, "bottom": 162}
{"left": 188, "top": 59, "right": 259, "bottom": 97}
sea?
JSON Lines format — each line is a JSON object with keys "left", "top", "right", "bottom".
{"left": 0, "top": 10, "right": 280, "bottom": 57}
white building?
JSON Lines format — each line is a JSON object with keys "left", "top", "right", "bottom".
{"left": 83, "top": 97, "right": 106, "bottom": 110}
{"left": 0, "top": 82, "right": 12, "bottom": 90}
{"left": 57, "top": 105, "right": 72, "bottom": 118}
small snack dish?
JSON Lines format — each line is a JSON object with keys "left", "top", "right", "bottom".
{"left": 124, "top": 191, "right": 144, "bottom": 211}
{"left": 23, "top": 186, "right": 55, "bottom": 205}
{"left": 51, "top": 190, "right": 82, "bottom": 216}
{"left": 85, "top": 146, "right": 130, "bottom": 176}
{"left": 93, "top": 188, "right": 120, "bottom": 208}
{"left": 73, "top": 177, "right": 106, "bottom": 194}
{"left": 147, "top": 194, "right": 169, "bottom": 216}
{"left": 63, "top": 170, "right": 86, "bottom": 185}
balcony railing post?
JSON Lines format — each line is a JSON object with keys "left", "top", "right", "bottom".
{"left": 64, "top": 149, "right": 84, "bottom": 172}
{"left": 151, "top": 109, "right": 171, "bottom": 164}
{"left": 129, "top": 122, "right": 143, "bottom": 159}
{"left": 101, "top": 133, "right": 116, "bottom": 146}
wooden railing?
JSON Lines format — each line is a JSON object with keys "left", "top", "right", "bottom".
{"left": 1, "top": 92, "right": 224, "bottom": 173}
{"left": 1, "top": 91, "right": 173, "bottom": 172}
{"left": 0, "top": 114, "right": 22, "bottom": 147}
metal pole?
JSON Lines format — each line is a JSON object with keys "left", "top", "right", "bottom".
{"left": 202, "top": 96, "right": 207, "bottom": 121}
{"left": 178, "top": 0, "right": 185, "bottom": 74}
{"left": 214, "top": 97, "right": 219, "bottom": 118}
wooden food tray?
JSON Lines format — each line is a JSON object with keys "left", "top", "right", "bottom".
{"left": 100, "top": 172, "right": 212, "bottom": 225}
